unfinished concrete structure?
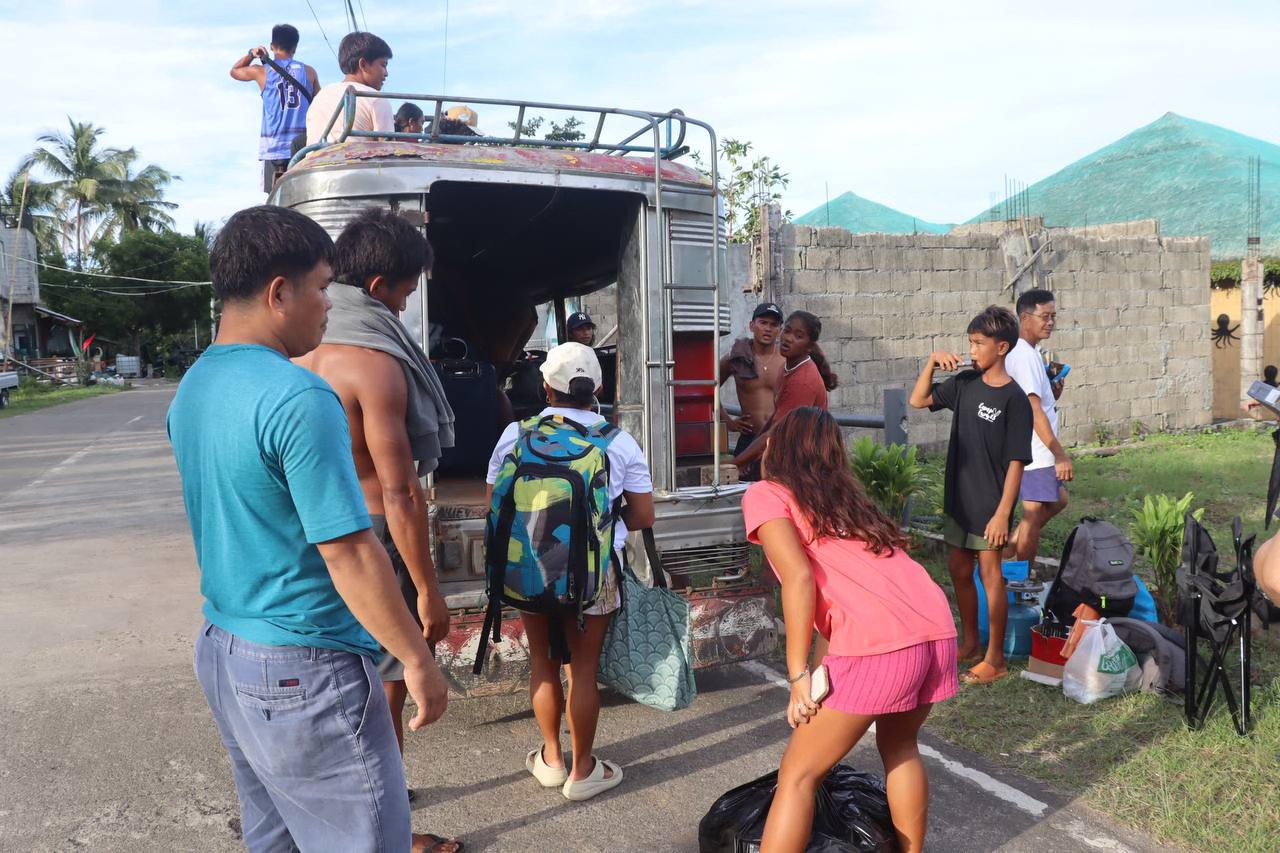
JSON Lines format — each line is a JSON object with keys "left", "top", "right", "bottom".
{"left": 757, "top": 217, "right": 1212, "bottom": 448}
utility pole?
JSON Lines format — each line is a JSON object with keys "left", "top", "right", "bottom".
{"left": 1242, "top": 156, "right": 1264, "bottom": 416}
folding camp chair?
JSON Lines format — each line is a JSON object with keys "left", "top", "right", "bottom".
{"left": 1178, "top": 515, "right": 1255, "bottom": 736}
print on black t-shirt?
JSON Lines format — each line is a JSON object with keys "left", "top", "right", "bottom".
{"left": 929, "top": 370, "right": 1033, "bottom": 535}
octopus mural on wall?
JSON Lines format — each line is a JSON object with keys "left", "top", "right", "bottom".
{"left": 1213, "top": 313, "right": 1241, "bottom": 348}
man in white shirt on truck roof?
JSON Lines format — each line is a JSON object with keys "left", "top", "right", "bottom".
{"left": 1004, "top": 289, "right": 1072, "bottom": 566}
{"left": 305, "top": 31, "right": 395, "bottom": 146}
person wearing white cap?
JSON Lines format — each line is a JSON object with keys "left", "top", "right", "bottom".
{"left": 484, "top": 343, "right": 655, "bottom": 800}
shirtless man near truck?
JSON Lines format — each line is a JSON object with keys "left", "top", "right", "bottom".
{"left": 719, "top": 302, "right": 785, "bottom": 480}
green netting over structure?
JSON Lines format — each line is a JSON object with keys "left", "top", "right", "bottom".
{"left": 966, "top": 112, "right": 1280, "bottom": 260}
{"left": 795, "top": 191, "right": 951, "bottom": 234}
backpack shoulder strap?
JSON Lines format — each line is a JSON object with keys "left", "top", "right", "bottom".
{"left": 261, "top": 56, "right": 314, "bottom": 102}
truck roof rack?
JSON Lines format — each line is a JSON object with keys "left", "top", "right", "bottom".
{"left": 291, "top": 90, "right": 713, "bottom": 168}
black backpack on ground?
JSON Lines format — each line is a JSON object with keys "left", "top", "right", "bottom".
{"left": 1045, "top": 517, "right": 1138, "bottom": 625}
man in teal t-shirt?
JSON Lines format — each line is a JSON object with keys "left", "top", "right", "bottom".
{"left": 167, "top": 205, "right": 446, "bottom": 853}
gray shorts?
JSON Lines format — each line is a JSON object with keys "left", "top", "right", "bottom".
{"left": 369, "top": 515, "right": 423, "bottom": 682}
{"left": 262, "top": 159, "right": 289, "bottom": 193}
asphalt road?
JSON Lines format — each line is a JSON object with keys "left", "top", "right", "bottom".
{"left": 0, "top": 386, "right": 1160, "bottom": 852}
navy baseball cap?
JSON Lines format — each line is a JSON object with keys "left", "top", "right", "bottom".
{"left": 752, "top": 302, "right": 783, "bottom": 321}
{"left": 566, "top": 311, "right": 595, "bottom": 331}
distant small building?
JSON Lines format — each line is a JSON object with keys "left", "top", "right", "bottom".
{"left": 1, "top": 212, "right": 41, "bottom": 358}
{"left": 1, "top": 213, "right": 83, "bottom": 360}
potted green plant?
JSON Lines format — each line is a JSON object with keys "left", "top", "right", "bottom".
{"left": 848, "top": 437, "right": 929, "bottom": 526}
{"left": 1130, "top": 492, "right": 1203, "bottom": 625}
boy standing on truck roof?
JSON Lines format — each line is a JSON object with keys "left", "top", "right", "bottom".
{"left": 719, "top": 303, "right": 785, "bottom": 480}
{"left": 229, "top": 24, "right": 320, "bottom": 192}
{"left": 169, "top": 205, "right": 447, "bottom": 852}
{"left": 293, "top": 209, "right": 461, "bottom": 851}
{"left": 306, "top": 31, "right": 395, "bottom": 146}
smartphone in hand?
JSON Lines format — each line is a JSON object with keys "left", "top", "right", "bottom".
{"left": 810, "top": 664, "right": 830, "bottom": 704}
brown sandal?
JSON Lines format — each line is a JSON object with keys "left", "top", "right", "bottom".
{"left": 960, "top": 661, "right": 1009, "bottom": 685}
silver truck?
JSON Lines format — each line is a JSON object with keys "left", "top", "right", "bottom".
{"left": 273, "top": 93, "right": 777, "bottom": 694}
{"left": 0, "top": 370, "right": 18, "bottom": 409}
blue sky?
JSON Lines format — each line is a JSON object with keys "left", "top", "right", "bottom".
{"left": 3, "top": 0, "right": 1279, "bottom": 231}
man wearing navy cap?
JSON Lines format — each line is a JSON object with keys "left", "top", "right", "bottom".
{"left": 718, "top": 302, "right": 784, "bottom": 480}
{"left": 567, "top": 311, "right": 596, "bottom": 346}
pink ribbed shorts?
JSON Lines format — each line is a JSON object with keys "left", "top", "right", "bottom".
{"left": 821, "top": 639, "right": 959, "bottom": 716}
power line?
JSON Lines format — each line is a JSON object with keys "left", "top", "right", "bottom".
{"left": 442, "top": 0, "right": 450, "bottom": 92}
{"left": 356, "top": 0, "right": 368, "bottom": 29}
{"left": 41, "top": 281, "right": 208, "bottom": 297}
{"left": 0, "top": 249, "right": 211, "bottom": 285}
{"left": 304, "top": 0, "right": 339, "bottom": 61}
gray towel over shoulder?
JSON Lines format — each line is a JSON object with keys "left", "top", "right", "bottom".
{"left": 322, "top": 283, "right": 456, "bottom": 474}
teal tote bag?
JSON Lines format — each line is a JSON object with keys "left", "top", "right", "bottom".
{"left": 597, "top": 530, "right": 697, "bottom": 711}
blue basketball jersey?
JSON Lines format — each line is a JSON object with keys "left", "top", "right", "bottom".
{"left": 260, "top": 58, "right": 311, "bottom": 161}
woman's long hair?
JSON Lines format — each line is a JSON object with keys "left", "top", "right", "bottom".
{"left": 786, "top": 311, "right": 839, "bottom": 391}
{"left": 763, "top": 407, "right": 909, "bottom": 556}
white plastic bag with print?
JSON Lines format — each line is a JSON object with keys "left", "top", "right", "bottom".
{"left": 1063, "top": 619, "right": 1141, "bottom": 704}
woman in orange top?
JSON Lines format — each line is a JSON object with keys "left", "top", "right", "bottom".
{"left": 742, "top": 407, "right": 958, "bottom": 853}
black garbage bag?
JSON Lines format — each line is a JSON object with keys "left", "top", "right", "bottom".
{"left": 698, "top": 765, "right": 897, "bottom": 853}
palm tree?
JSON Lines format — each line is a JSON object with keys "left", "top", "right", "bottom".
{"left": 91, "top": 149, "right": 179, "bottom": 247}
{"left": 22, "top": 119, "right": 127, "bottom": 265}
{"left": 1, "top": 168, "right": 60, "bottom": 255}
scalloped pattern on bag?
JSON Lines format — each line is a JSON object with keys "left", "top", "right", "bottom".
{"left": 597, "top": 569, "right": 696, "bottom": 711}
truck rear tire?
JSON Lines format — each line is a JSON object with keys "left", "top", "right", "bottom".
{"left": 0, "top": 389, "right": 8, "bottom": 409}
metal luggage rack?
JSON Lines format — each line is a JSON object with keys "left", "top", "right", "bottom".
{"left": 291, "top": 89, "right": 711, "bottom": 169}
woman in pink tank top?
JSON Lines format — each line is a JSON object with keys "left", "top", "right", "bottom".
{"left": 741, "top": 407, "right": 958, "bottom": 853}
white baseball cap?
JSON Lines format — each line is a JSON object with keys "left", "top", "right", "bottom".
{"left": 540, "top": 342, "right": 602, "bottom": 394}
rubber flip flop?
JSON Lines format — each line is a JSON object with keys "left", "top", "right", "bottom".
{"left": 414, "top": 832, "right": 464, "bottom": 853}
{"left": 960, "top": 662, "right": 1009, "bottom": 685}
{"left": 526, "top": 747, "right": 569, "bottom": 788}
{"left": 562, "top": 757, "right": 624, "bottom": 801}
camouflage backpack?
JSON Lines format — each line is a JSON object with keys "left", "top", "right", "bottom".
{"left": 473, "top": 414, "right": 621, "bottom": 671}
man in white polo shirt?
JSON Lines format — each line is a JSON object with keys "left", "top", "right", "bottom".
{"left": 1004, "top": 289, "right": 1072, "bottom": 565}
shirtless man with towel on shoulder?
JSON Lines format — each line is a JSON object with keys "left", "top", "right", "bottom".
{"left": 718, "top": 302, "right": 785, "bottom": 481}
{"left": 294, "top": 208, "right": 462, "bottom": 853}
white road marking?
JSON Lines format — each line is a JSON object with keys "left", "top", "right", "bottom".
{"left": 737, "top": 660, "right": 1051, "bottom": 817}
{"left": 916, "top": 742, "right": 1048, "bottom": 816}
{"left": 4, "top": 415, "right": 149, "bottom": 502}
{"left": 739, "top": 659, "right": 791, "bottom": 690}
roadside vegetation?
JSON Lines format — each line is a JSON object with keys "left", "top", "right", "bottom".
{"left": 0, "top": 376, "right": 125, "bottom": 419}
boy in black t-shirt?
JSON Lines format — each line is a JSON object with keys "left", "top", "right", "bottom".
{"left": 909, "top": 305, "right": 1032, "bottom": 685}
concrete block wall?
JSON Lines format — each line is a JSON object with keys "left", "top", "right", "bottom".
{"left": 1, "top": 226, "right": 39, "bottom": 303}
{"left": 776, "top": 223, "right": 1212, "bottom": 450}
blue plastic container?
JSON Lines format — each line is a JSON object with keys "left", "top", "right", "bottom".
{"left": 1003, "top": 597, "right": 1041, "bottom": 659}
{"left": 975, "top": 560, "right": 1029, "bottom": 638}
{"left": 975, "top": 561, "right": 1039, "bottom": 659}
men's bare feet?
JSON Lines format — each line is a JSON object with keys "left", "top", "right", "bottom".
{"left": 956, "top": 643, "right": 982, "bottom": 664}
{"left": 413, "top": 831, "right": 464, "bottom": 853}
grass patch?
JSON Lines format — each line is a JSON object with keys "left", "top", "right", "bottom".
{"left": 913, "top": 426, "right": 1280, "bottom": 851}
{"left": 0, "top": 380, "right": 126, "bottom": 419}
{"left": 916, "top": 428, "right": 1274, "bottom": 574}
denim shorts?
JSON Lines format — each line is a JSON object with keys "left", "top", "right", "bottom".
{"left": 194, "top": 622, "right": 410, "bottom": 852}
